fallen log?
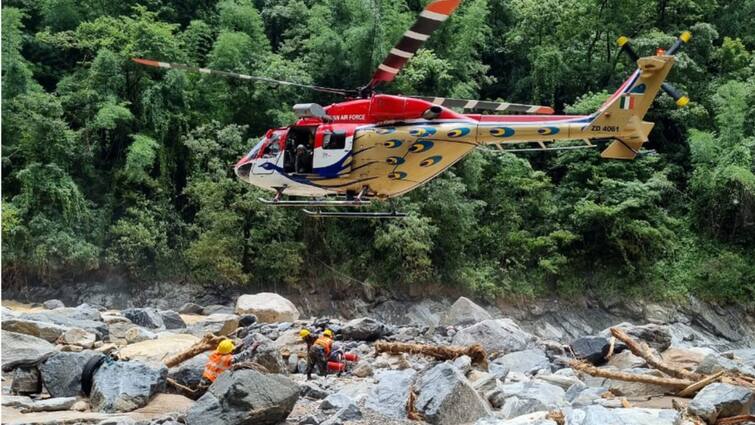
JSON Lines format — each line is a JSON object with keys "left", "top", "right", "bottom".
{"left": 715, "top": 415, "right": 755, "bottom": 425}
{"left": 569, "top": 360, "right": 694, "bottom": 389}
{"left": 167, "top": 377, "right": 200, "bottom": 398}
{"left": 677, "top": 371, "right": 724, "bottom": 397}
{"left": 374, "top": 341, "right": 488, "bottom": 369}
{"left": 610, "top": 327, "right": 702, "bottom": 381}
{"left": 164, "top": 333, "right": 226, "bottom": 368}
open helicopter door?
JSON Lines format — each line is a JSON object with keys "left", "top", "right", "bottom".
{"left": 252, "top": 132, "right": 283, "bottom": 175}
{"left": 312, "top": 125, "right": 352, "bottom": 177}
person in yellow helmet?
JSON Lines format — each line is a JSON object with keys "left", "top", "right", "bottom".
{"left": 200, "top": 338, "right": 259, "bottom": 386}
{"left": 307, "top": 329, "right": 335, "bottom": 380}
{"left": 300, "top": 328, "right": 317, "bottom": 350}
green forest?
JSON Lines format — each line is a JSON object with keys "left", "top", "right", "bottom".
{"left": 2, "top": 0, "right": 753, "bottom": 302}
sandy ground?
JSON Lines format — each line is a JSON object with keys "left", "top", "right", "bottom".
{"left": 1, "top": 300, "right": 45, "bottom": 313}
{"left": 1, "top": 394, "right": 194, "bottom": 425}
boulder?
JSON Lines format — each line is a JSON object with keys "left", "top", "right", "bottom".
{"left": 43, "top": 299, "right": 65, "bottom": 310}
{"left": 235, "top": 293, "right": 300, "bottom": 323}
{"left": 159, "top": 310, "right": 186, "bottom": 329}
{"left": 490, "top": 381, "right": 567, "bottom": 418}
{"left": 696, "top": 353, "right": 755, "bottom": 377}
{"left": 2, "top": 330, "right": 57, "bottom": 371}
{"left": 569, "top": 336, "right": 609, "bottom": 365}
{"left": 687, "top": 383, "right": 753, "bottom": 424}
{"left": 300, "top": 381, "right": 330, "bottom": 400}
{"left": 441, "top": 297, "right": 493, "bottom": 326}
{"left": 11, "top": 367, "right": 42, "bottom": 394}
{"left": 248, "top": 334, "right": 287, "bottom": 373}
{"left": 2, "top": 318, "right": 70, "bottom": 342}
{"left": 186, "top": 314, "right": 239, "bottom": 337}
{"left": 2, "top": 395, "right": 35, "bottom": 409}
{"left": 601, "top": 324, "right": 672, "bottom": 352}
{"left": 40, "top": 351, "right": 104, "bottom": 397}
{"left": 320, "top": 393, "right": 362, "bottom": 424}
{"left": 340, "top": 317, "right": 386, "bottom": 341}
{"left": 413, "top": 362, "right": 490, "bottom": 425}
{"left": 178, "top": 302, "right": 204, "bottom": 315}
{"left": 119, "top": 333, "right": 199, "bottom": 363}
{"left": 475, "top": 411, "right": 558, "bottom": 425}
{"left": 122, "top": 308, "right": 165, "bottom": 329}
{"left": 566, "top": 405, "right": 682, "bottom": 425}
{"left": 493, "top": 349, "right": 550, "bottom": 374}
{"left": 186, "top": 369, "right": 299, "bottom": 425}
{"left": 20, "top": 396, "right": 77, "bottom": 412}
{"left": 108, "top": 322, "right": 137, "bottom": 344}
{"left": 352, "top": 361, "right": 374, "bottom": 377}
{"left": 365, "top": 369, "right": 417, "bottom": 419}
{"left": 168, "top": 352, "right": 209, "bottom": 388}
{"left": 125, "top": 327, "right": 157, "bottom": 344}
{"left": 662, "top": 347, "right": 706, "bottom": 371}
{"left": 606, "top": 350, "right": 646, "bottom": 369}
{"left": 90, "top": 360, "right": 167, "bottom": 413}
{"left": 21, "top": 309, "right": 107, "bottom": 339}
{"left": 535, "top": 373, "right": 583, "bottom": 391}
{"left": 62, "top": 327, "right": 96, "bottom": 348}
{"left": 452, "top": 319, "right": 536, "bottom": 354}
{"left": 203, "top": 304, "right": 235, "bottom": 315}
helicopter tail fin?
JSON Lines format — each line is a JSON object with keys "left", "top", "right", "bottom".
{"left": 589, "top": 55, "right": 677, "bottom": 159}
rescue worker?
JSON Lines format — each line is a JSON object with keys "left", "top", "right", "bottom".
{"left": 307, "top": 329, "right": 334, "bottom": 380}
{"left": 200, "top": 339, "right": 259, "bottom": 387}
{"left": 300, "top": 328, "right": 318, "bottom": 350}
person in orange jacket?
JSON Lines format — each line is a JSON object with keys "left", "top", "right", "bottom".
{"left": 306, "top": 329, "right": 334, "bottom": 380}
{"left": 200, "top": 339, "right": 259, "bottom": 386}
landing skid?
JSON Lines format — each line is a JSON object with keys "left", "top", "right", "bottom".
{"left": 303, "top": 209, "right": 408, "bottom": 219}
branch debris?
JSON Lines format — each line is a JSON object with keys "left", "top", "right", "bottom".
{"left": 374, "top": 341, "right": 488, "bottom": 369}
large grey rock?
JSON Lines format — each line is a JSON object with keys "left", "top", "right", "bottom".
{"left": 696, "top": 353, "right": 755, "bottom": 377}
{"left": 320, "top": 392, "right": 362, "bottom": 423}
{"left": 413, "top": 362, "right": 490, "bottom": 425}
{"left": 186, "top": 369, "right": 299, "bottom": 425}
{"left": 186, "top": 314, "right": 239, "bottom": 337}
{"left": 159, "top": 310, "right": 186, "bottom": 329}
{"left": 168, "top": 352, "right": 209, "bottom": 388}
{"left": 178, "top": 302, "right": 204, "bottom": 315}
{"left": 366, "top": 369, "right": 417, "bottom": 419}
{"left": 570, "top": 336, "right": 609, "bottom": 365}
{"left": 11, "top": 367, "right": 42, "bottom": 394}
{"left": 62, "top": 327, "right": 96, "bottom": 348}
{"left": 20, "top": 309, "right": 107, "bottom": 339}
{"left": 566, "top": 405, "right": 682, "bottom": 425}
{"left": 453, "top": 319, "right": 536, "bottom": 353}
{"left": 2, "top": 318, "right": 70, "bottom": 342}
{"left": 122, "top": 308, "right": 165, "bottom": 329}
{"left": 687, "top": 383, "right": 753, "bottom": 424}
{"left": 241, "top": 333, "right": 287, "bottom": 373}
{"left": 2, "top": 330, "right": 57, "bottom": 371}
{"left": 40, "top": 351, "right": 104, "bottom": 397}
{"left": 20, "top": 396, "right": 78, "bottom": 412}
{"left": 475, "top": 411, "right": 557, "bottom": 425}
{"left": 341, "top": 317, "right": 386, "bottom": 341}
{"left": 600, "top": 324, "right": 671, "bottom": 352}
{"left": 494, "top": 349, "right": 550, "bottom": 374}
{"left": 43, "top": 299, "right": 65, "bottom": 310}
{"left": 1, "top": 395, "right": 35, "bottom": 409}
{"left": 124, "top": 326, "right": 157, "bottom": 344}
{"left": 235, "top": 293, "right": 300, "bottom": 323}
{"left": 489, "top": 381, "right": 566, "bottom": 418}
{"left": 441, "top": 297, "right": 492, "bottom": 326}
{"left": 606, "top": 350, "right": 646, "bottom": 369}
{"left": 90, "top": 360, "right": 167, "bottom": 412}
{"left": 108, "top": 322, "right": 137, "bottom": 344}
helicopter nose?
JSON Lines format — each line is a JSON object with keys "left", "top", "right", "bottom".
{"left": 235, "top": 161, "right": 253, "bottom": 179}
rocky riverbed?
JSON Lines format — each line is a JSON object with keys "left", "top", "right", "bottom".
{"left": 1, "top": 294, "right": 753, "bottom": 425}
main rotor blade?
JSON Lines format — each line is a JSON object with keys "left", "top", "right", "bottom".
{"left": 366, "top": 0, "right": 462, "bottom": 90}
{"left": 131, "top": 58, "right": 355, "bottom": 96}
{"left": 412, "top": 96, "right": 555, "bottom": 114}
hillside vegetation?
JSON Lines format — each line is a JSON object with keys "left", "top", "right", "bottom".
{"left": 2, "top": 0, "right": 753, "bottom": 301}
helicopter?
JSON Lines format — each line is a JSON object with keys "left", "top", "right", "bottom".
{"left": 133, "top": 0, "right": 691, "bottom": 218}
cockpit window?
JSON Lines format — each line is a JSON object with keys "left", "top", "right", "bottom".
{"left": 247, "top": 137, "right": 265, "bottom": 159}
{"left": 262, "top": 135, "right": 281, "bottom": 158}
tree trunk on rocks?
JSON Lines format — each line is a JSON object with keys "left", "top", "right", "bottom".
{"left": 610, "top": 327, "right": 703, "bottom": 381}
{"left": 374, "top": 341, "right": 488, "bottom": 369}
{"left": 570, "top": 360, "right": 694, "bottom": 389}
{"left": 164, "top": 334, "right": 226, "bottom": 368}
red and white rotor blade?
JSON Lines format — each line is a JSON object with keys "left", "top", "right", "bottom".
{"left": 367, "top": 0, "right": 462, "bottom": 89}
{"left": 131, "top": 58, "right": 353, "bottom": 96}
{"left": 412, "top": 96, "right": 555, "bottom": 114}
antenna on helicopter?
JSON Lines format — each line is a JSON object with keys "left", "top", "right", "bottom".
{"left": 616, "top": 32, "right": 691, "bottom": 107}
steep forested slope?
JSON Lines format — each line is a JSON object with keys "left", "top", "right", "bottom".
{"left": 2, "top": 0, "right": 753, "bottom": 301}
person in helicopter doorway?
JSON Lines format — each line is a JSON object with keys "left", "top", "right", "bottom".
{"left": 294, "top": 143, "right": 312, "bottom": 173}
{"left": 306, "top": 329, "right": 335, "bottom": 379}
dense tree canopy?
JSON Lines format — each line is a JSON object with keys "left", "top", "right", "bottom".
{"left": 2, "top": 0, "right": 753, "bottom": 301}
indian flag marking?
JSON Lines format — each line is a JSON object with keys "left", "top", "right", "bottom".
{"left": 620, "top": 96, "right": 635, "bottom": 110}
